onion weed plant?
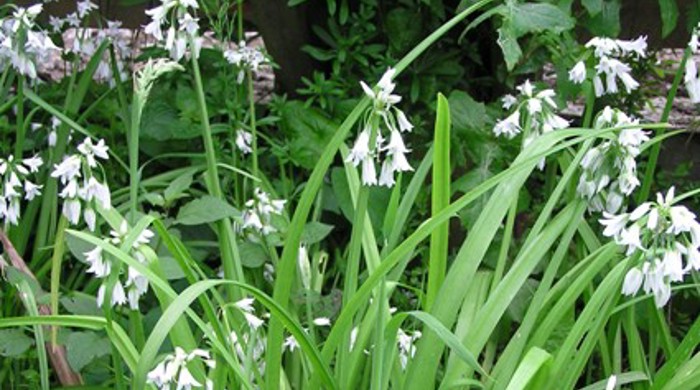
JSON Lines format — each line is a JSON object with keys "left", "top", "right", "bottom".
{"left": 1, "top": 0, "right": 700, "bottom": 389}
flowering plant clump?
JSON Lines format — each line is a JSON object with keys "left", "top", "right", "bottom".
{"left": 577, "top": 106, "right": 649, "bottom": 213}
{"left": 569, "top": 36, "right": 647, "bottom": 97}
{"left": 144, "top": 0, "right": 203, "bottom": 61}
{"left": 494, "top": 79, "right": 569, "bottom": 169}
{"left": 346, "top": 67, "right": 414, "bottom": 187}
{"left": 51, "top": 138, "right": 111, "bottom": 230}
{"left": 0, "top": 155, "right": 43, "bottom": 225}
{"left": 84, "top": 220, "right": 154, "bottom": 309}
{"left": 223, "top": 41, "right": 268, "bottom": 84}
{"left": 0, "top": 4, "right": 58, "bottom": 79}
{"left": 600, "top": 187, "right": 700, "bottom": 307}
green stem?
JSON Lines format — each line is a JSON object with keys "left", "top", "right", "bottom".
{"left": 129, "top": 94, "right": 141, "bottom": 224}
{"left": 247, "top": 69, "right": 259, "bottom": 177}
{"left": 190, "top": 42, "right": 246, "bottom": 295}
{"left": 490, "top": 194, "right": 518, "bottom": 293}
{"left": 49, "top": 216, "right": 69, "bottom": 348}
{"left": 14, "top": 76, "right": 25, "bottom": 159}
{"left": 638, "top": 46, "right": 692, "bottom": 203}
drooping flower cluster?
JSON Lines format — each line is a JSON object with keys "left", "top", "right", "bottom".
{"left": 0, "top": 155, "right": 43, "bottom": 225}
{"left": 0, "top": 4, "right": 59, "bottom": 79}
{"left": 569, "top": 36, "right": 647, "bottom": 97}
{"left": 684, "top": 22, "right": 700, "bottom": 102}
{"left": 600, "top": 187, "right": 700, "bottom": 307}
{"left": 84, "top": 220, "right": 154, "bottom": 309}
{"left": 577, "top": 107, "right": 649, "bottom": 213}
{"left": 223, "top": 41, "right": 268, "bottom": 84}
{"left": 346, "top": 68, "right": 414, "bottom": 187}
{"left": 239, "top": 188, "right": 286, "bottom": 236}
{"left": 51, "top": 138, "right": 111, "bottom": 230}
{"left": 144, "top": 0, "right": 203, "bottom": 62}
{"left": 494, "top": 80, "right": 570, "bottom": 169}
{"left": 147, "top": 347, "right": 215, "bottom": 390}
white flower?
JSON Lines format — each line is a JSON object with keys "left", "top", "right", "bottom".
{"left": 361, "top": 157, "right": 377, "bottom": 186}
{"left": 84, "top": 207, "right": 96, "bottom": 231}
{"left": 77, "top": 1, "right": 98, "bottom": 18}
{"left": 22, "top": 155, "right": 42, "bottom": 173}
{"left": 493, "top": 111, "right": 521, "bottom": 139}
{"left": 605, "top": 375, "right": 617, "bottom": 390}
{"left": 63, "top": 198, "right": 81, "bottom": 224}
{"left": 346, "top": 128, "right": 371, "bottom": 166}
{"left": 235, "top": 129, "right": 253, "bottom": 154}
{"left": 23, "top": 180, "right": 42, "bottom": 201}
{"left": 569, "top": 61, "right": 587, "bottom": 83}
{"left": 501, "top": 94, "right": 517, "bottom": 110}
{"left": 77, "top": 138, "right": 109, "bottom": 167}
{"left": 396, "top": 110, "right": 413, "bottom": 132}
{"left": 622, "top": 267, "right": 643, "bottom": 296}
{"left": 243, "top": 312, "right": 265, "bottom": 330}
{"left": 283, "top": 335, "right": 300, "bottom": 352}
{"left": 313, "top": 317, "right": 331, "bottom": 327}
{"left": 234, "top": 297, "right": 255, "bottom": 313}
{"left": 51, "top": 155, "right": 82, "bottom": 184}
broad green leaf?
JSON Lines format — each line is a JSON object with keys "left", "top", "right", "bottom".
{"left": 301, "top": 221, "right": 335, "bottom": 245}
{"left": 448, "top": 90, "right": 487, "bottom": 134}
{"left": 509, "top": 3, "right": 575, "bottom": 37}
{"left": 239, "top": 241, "right": 269, "bottom": 268}
{"left": 0, "top": 329, "right": 34, "bottom": 357}
{"left": 582, "top": 0, "right": 621, "bottom": 37}
{"left": 66, "top": 332, "right": 111, "bottom": 372}
{"left": 176, "top": 195, "right": 240, "bottom": 225}
{"left": 659, "top": 0, "right": 679, "bottom": 38}
{"left": 60, "top": 294, "right": 103, "bottom": 316}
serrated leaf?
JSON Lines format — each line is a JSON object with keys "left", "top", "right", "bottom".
{"left": 301, "top": 222, "right": 335, "bottom": 245}
{"left": 66, "top": 332, "right": 111, "bottom": 372}
{"left": 659, "top": 0, "right": 679, "bottom": 38}
{"left": 0, "top": 329, "right": 34, "bottom": 357}
{"left": 176, "top": 196, "right": 240, "bottom": 225}
{"left": 164, "top": 172, "right": 193, "bottom": 203}
{"left": 497, "top": 25, "right": 522, "bottom": 71}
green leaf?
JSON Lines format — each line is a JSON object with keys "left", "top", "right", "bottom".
{"left": 509, "top": 3, "right": 575, "bottom": 38}
{"left": 504, "top": 347, "right": 552, "bottom": 390}
{"left": 278, "top": 101, "right": 337, "bottom": 170}
{"left": 582, "top": 0, "right": 603, "bottom": 15}
{"left": 239, "top": 241, "right": 269, "bottom": 268}
{"left": 448, "top": 90, "right": 487, "bottom": 134}
{"left": 163, "top": 172, "right": 193, "bottom": 203}
{"left": 659, "top": 0, "right": 679, "bottom": 38}
{"left": 66, "top": 332, "right": 111, "bottom": 372}
{"left": 301, "top": 221, "right": 335, "bottom": 245}
{"left": 583, "top": 0, "right": 621, "bottom": 37}
{"left": 175, "top": 196, "right": 240, "bottom": 225}
{"left": 0, "top": 329, "right": 34, "bottom": 357}
{"left": 385, "top": 8, "right": 423, "bottom": 53}
{"left": 60, "top": 294, "right": 102, "bottom": 316}
{"left": 497, "top": 25, "right": 523, "bottom": 71}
